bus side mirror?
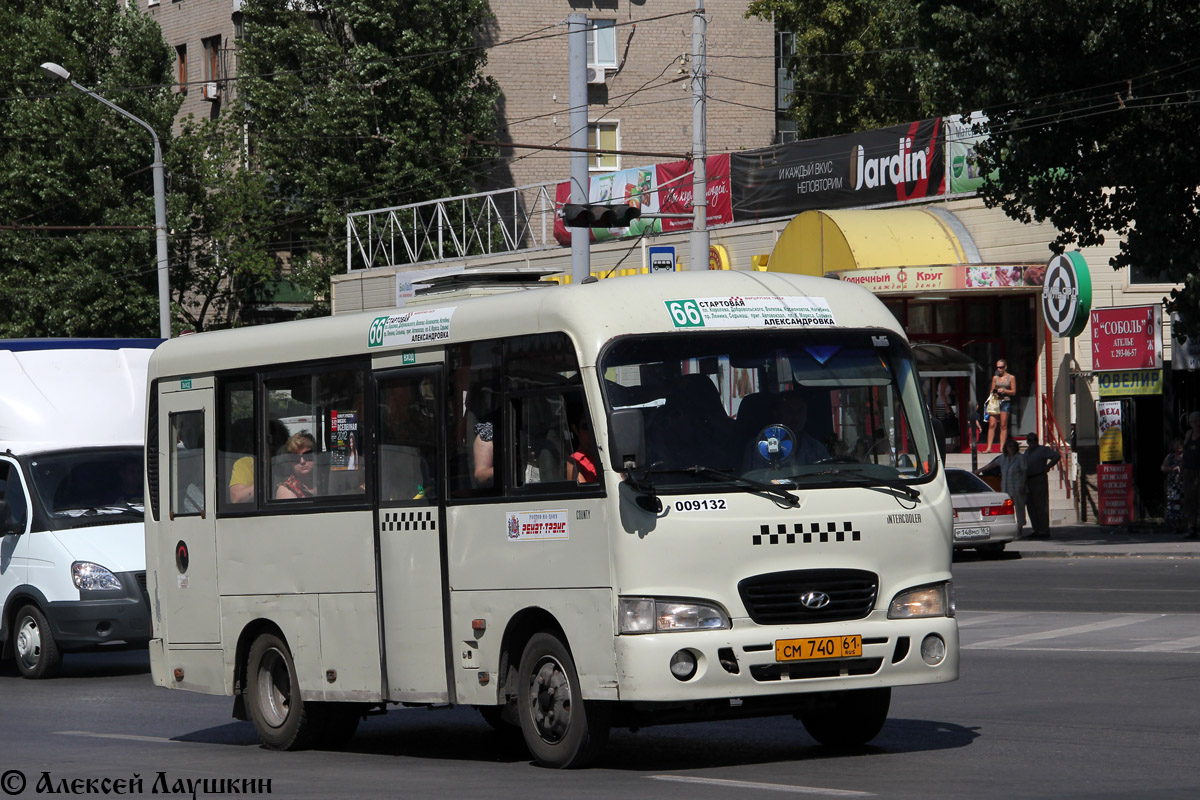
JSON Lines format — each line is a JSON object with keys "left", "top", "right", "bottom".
{"left": 609, "top": 409, "right": 646, "bottom": 472}
{"left": 930, "top": 418, "right": 947, "bottom": 463}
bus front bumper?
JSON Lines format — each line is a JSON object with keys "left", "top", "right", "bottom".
{"left": 612, "top": 615, "right": 958, "bottom": 703}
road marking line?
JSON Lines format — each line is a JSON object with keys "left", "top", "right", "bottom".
{"left": 56, "top": 731, "right": 176, "bottom": 743}
{"left": 962, "top": 614, "right": 1159, "bottom": 649}
{"left": 648, "top": 775, "right": 873, "bottom": 796}
{"left": 1135, "top": 634, "right": 1200, "bottom": 652}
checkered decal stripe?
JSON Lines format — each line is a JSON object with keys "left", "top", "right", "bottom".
{"left": 381, "top": 510, "right": 437, "bottom": 532}
{"left": 752, "top": 521, "right": 860, "bottom": 545}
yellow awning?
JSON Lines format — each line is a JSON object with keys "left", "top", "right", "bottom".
{"left": 768, "top": 208, "right": 972, "bottom": 275}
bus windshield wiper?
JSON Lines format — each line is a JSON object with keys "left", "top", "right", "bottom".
{"left": 806, "top": 469, "right": 921, "bottom": 501}
{"left": 649, "top": 464, "right": 800, "bottom": 507}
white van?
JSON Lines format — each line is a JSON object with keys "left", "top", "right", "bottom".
{"left": 1, "top": 339, "right": 159, "bottom": 678}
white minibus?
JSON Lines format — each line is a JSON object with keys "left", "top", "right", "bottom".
{"left": 1, "top": 339, "right": 158, "bottom": 678}
{"left": 145, "top": 271, "right": 957, "bottom": 767}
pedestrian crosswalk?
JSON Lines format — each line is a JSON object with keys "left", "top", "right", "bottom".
{"left": 958, "top": 611, "right": 1200, "bottom": 654}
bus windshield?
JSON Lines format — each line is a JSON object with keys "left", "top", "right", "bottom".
{"left": 601, "top": 330, "right": 935, "bottom": 491}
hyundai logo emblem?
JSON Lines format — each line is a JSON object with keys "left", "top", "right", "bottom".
{"left": 800, "top": 590, "right": 831, "bottom": 609}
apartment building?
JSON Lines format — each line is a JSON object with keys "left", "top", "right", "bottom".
{"left": 141, "top": 1, "right": 777, "bottom": 186}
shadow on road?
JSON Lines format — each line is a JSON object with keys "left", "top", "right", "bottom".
{"left": 170, "top": 709, "right": 979, "bottom": 770}
{"left": 0, "top": 649, "right": 150, "bottom": 680}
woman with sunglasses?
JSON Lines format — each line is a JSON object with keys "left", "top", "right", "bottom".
{"left": 276, "top": 432, "right": 317, "bottom": 499}
{"left": 985, "top": 360, "right": 1016, "bottom": 454}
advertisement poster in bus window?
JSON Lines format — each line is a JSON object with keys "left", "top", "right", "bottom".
{"left": 330, "top": 410, "right": 360, "bottom": 471}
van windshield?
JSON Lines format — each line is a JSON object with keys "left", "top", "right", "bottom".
{"left": 600, "top": 330, "right": 935, "bottom": 491}
{"left": 26, "top": 447, "right": 144, "bottom": 529}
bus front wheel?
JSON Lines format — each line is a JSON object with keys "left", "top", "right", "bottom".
{"left": 516, "top": 632, "right": 609, "bottom": 768}
{"left": 246, "top": 632, "right": 315, "bottom": 750}
{"left": 798, "top": 687, "right": 891, "bottom": 746}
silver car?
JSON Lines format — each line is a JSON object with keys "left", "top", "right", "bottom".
{"left": 945, "top": 468, "right": 1018, "bottom": 556}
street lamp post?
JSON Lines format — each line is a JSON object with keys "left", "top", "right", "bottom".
{"left": 41, "top": 62, "right": 171, "bottom": 339}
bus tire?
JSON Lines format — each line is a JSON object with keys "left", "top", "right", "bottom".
{"left": 799, "top": 687, "right": 891, "bottom": 746}
{"left": 246, "top": 633, "right": 315, "bottom": 750}
{"left": 516, "top": 632, "right": 609, "bottom": 768}
{"left": 13, "top": 605, "right": 62, "bottom": 679}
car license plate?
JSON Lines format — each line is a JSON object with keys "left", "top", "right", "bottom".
{"left": 775, "top": 635, "right": 862, "bottom": 662}
{"left": 954, "top": 525, "right": 990, "bottom": 541}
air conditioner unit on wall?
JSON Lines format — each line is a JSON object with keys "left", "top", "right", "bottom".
{"left": 586, "top": 66, "right": 607, "bottom": 85}
{"left": 201, "top": 82, "right": 220, "bottom": 101}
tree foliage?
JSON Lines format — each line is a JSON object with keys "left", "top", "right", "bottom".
{"left": 233, "top": 0, "right": 502, "bottom": 313}
{"left": 918, "top": 0, "right": 1200, "bottom": 337}
{"left": 753, "top": 0, "right": 1200, "bottom": 336}
{"left": 0, "top": 0, "right": 178, "bottom": 337}
{"left": 746, "top": 0, "right": 936, "bottom": 137}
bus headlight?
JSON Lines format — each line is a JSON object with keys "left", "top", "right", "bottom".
{"left": 619, "top": 597, "right": 731, "bottom": 634}
{"left": 887, "top": 582, "right": 954, "bottom": 619}
{"left": 72, "top": 561, "right": 123, "bottom": 591}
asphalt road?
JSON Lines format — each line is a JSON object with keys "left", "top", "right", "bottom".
{"left": 2, "top": 557, "right": 1198, "bottom": 799}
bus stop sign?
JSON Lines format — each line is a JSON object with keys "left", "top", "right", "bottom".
{"left": 649, "top": 246, "right": 676, "bottom": 273}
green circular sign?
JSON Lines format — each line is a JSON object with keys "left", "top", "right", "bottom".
{"left": 1042, "top": 252, "right": 1092, "bottom": 338}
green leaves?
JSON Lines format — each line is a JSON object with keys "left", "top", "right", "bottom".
{"left": 0, "top": 0, "right": 176, "bottom": 337}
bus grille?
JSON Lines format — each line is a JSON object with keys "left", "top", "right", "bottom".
{"left": 738, "top": 569, "right": 878, "bottom": 624}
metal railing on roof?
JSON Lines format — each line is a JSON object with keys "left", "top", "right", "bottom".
{"left": 345, "top": 182, "right": 560, "bottom": 272}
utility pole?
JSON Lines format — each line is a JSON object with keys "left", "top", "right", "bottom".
{"left": 568, "top": 14, "right": 590, "bottom": 283}
{"left": 689, "top": 1, "right": 708, "bottom": 272}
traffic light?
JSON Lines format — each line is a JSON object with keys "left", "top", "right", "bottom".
{"left": 561, "top": 203, "right": 641, "bottom": 228}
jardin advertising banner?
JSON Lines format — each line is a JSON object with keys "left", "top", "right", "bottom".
{"left": 552, "top": 154, "right": 732, "bottom": 245}
{"left": 730, "top": 118, "right": 946, "bottom": 221}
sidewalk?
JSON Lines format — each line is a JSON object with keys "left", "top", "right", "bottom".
{"left": 1008, "top": 520, "right": 1200, "bottom": 558}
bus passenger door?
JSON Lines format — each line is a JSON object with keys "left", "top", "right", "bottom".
{"left": 375, "top": 368, "right": 449, "bottom": 703}
{"left": 156, "top": 383, "right": 220, "bottom": 644}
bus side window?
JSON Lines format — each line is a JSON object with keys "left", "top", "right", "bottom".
{"left": 448, "top": 342, "right": 502, "bottom": 498}
{"left": 170, "top": 411, "right": 205, "bottom": 516}
{"left": 218, "top": 377, "right": 256, "bottom": 508}
{"left": 379, "top": 374, "right": 438, "bottom": 505}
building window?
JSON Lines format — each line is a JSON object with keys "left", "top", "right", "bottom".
{"left": 202, "top": 35, "right": 222, "bottom": 82}
{"left": 175, "top": 45, "right": 187, "bottom": 94}
{"left": 587, "top": 19, "right": 616, "bottom": 68}
{"left": 588, "top": 121, "right": 619, "bottom": 171}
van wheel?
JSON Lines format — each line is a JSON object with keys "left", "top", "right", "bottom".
{"left": 14, "top": 605, "right": 62, "bottom": 679}
{"left": 516, "top": 632, "right": 609, "bottom": 768}
{"left": 799, "top": 687, "right": 891, "bottom": 746}
{"left": 246, "top": 633, "right": 314, "bottom": 750}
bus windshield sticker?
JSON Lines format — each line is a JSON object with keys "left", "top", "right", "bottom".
{"left": 663, "top": 296, "right": 836, "bottom": 329}
{"left": 506, "top": 510, "right": 570, "bottom": 542}
{"left": 368, "top": 307, "right": 457, "bottom": 348}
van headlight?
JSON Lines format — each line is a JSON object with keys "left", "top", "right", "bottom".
{"left": 888, "top": 582, "right": 954, "bottom": 619}
{"left": 619, "top": 597, "right": 730, "bottom": 634}
{"left": 72, "top": 561, "right": 123, "bottom": 591}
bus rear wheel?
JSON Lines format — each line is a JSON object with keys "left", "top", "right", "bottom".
{"left": 13, "top": 605, "right": 61, "bottom": 679}
{"left": 798, "top": 687, "right": 891, "bottom": 746}
{"left": 516, "top": 632, "right": 609, "bottom": 768}
{"left": 246, "top": 633, "right": 315, "bottom": 750}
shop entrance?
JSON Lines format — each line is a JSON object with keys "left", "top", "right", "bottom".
{"left": 886, "top": 294, "right": 1040, "bottom": 448}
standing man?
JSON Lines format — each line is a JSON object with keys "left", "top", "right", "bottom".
{"left": 1024, "top": 432, "right": 1061, "bottom": 539}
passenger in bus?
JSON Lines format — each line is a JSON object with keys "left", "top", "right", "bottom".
{"left": 472, "top": 420, "right": 494, "bottom": 487}
{"left": 228, "top": 420, "right": 289, "bottom": 504}
{"left": 276, "top": 433, "right": 317, "bottom": 499}
{"left": 566, "top": 416, "right": 599, "bottom": 484}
